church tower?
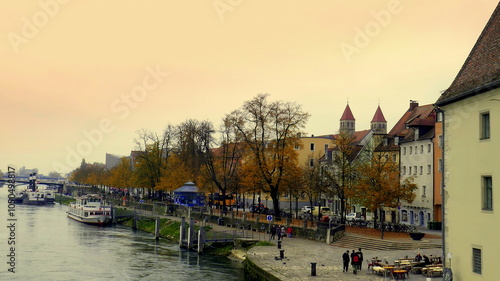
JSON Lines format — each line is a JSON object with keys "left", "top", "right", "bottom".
{"left": 339, "top": 103, "right": 355, "bottom": 135}
{"left": 370, "top": 105, "right": 387, "bottom": 134}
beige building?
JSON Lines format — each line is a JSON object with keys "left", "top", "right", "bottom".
{"left": 436, "top": 3, "right": 500, "bottom": 280}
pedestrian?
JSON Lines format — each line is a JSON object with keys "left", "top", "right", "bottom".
{"left": 351, "top": 249, "right": 360, "bottom": 274}
{"left": 342, "top": 250, "right": 350, "bottom": 273}
{"left": 281, "top": 226, "right": 286, "bottom": 239}
{"left": 276, "top": 226, "right": 282, "bottom": 240}
{"left": 357, "top": 248, "right": 364, "bottom": 270}
{"left": 270, "top": 225, "right": 276, "bottom": 240}
{"left": 286, "top": 226, "right": 293, "bottom": 238}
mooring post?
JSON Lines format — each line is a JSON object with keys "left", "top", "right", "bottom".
{"left": 326, "top": 228, "right": 331, "bottom": 244}
{"left": 111, "top": 205, "right": 116, "bottom": 224}
{"left": 132, "top": 211, "right": 137, "bottom": 229}
{"left": 197, "top": 228, "right": 205, "bottom": 254}
{"left": 179, "top": 217, "right": 186, "bottom": 247}
{"left": 311, "top": 262, "right": 317, "bottom": 276}
{"left": 187, "top": 218, "right": 195, "bottom": 250}
{"left": 155, "top": 217, "right": 160, "bottom": 240}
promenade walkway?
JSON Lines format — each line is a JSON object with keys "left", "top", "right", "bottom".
{"left": 246, "top": 229, "right": 443, "bottom": 281}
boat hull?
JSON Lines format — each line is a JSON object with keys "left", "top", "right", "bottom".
{"left": 67, "top": 211, "right": 111, "bottom": 225}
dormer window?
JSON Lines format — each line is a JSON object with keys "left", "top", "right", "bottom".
{"left": 414, "top": 128, "right": 419, "bottom": 140}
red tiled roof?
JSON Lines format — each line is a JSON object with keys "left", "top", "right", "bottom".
{"left": 332, "top": 129, "right": 371, "bottom": 145}
{"left": 436, "top": 3, "right": 500, "bottom": 105}
{"left": 388, "top": 104, "right": 434, "bottom": 136}
{"left": 371, "top": 105, "right": 387, "bottom": 122}
{"left": 340, "top": 104, "right": 355, "bottom": 121}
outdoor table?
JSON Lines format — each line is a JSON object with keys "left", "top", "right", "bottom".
{"left": 383, "top": 266, "right": 394, "bottom": 278}
{"left": 393, "top": 270, "right": 407, "bottom": 280}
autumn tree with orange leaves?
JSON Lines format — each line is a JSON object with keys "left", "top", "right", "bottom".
{"left": 227, "top": 94, "right": 309, "bottom": 219}
{"left": 352, "top": 151, "right": 417, "bottom": 227}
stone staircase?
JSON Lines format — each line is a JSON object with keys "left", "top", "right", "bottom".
{"left": 332, "top": 233, "right": 442, "bottom": 251}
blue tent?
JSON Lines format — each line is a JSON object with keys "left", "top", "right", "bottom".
{"left": 173, "top": 181, "right": 205, "bottom": 207}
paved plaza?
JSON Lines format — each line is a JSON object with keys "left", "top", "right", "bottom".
{"left": 246, "top": 231, "right": 443, "bottom": 281}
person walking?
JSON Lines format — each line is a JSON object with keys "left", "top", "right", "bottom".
{"left": 357, "top": 248, "right": 364, "bottom": 271}
{"left": 270, "top": 225, "right": 276, "bottom": 240}
{"left": 276, "top": 226, "right": 282, "bottom": 240}
{"left": 351, "top": 249, "right": 360, "bottom": 274}
{"left": 342, "top": 250, "right": 350, "bottom": 273}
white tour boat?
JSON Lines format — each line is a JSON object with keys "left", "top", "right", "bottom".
{"left": 67, "top": 194, "right": 112, "bottom": 225}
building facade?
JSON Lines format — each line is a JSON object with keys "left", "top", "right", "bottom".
{"left": 436, "top": 3, "right": 500, "bottom": 280}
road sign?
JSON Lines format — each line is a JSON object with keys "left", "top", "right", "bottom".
{"left": 267, "top": 215, "right": 273, "bottom": 221}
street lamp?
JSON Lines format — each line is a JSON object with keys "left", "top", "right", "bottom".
{"left": 380, "top": 204, "right": 385, "bottom": 239}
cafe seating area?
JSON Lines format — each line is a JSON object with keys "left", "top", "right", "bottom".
{"left": 370, "top": 256, "right": 444, "bottom": 280}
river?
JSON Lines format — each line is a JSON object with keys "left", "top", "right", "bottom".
{"left": 0, "top": 186, "right": 245, "bottom": 280}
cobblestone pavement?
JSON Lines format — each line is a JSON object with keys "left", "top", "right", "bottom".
{"left": 247, "top": 233, "right": 443, "bottom": 281}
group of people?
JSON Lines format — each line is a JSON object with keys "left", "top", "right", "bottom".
{"left": 414, "top": 253, "right": 432, "bottom": 265}
{"left": 270, "top": 225, "right": 293, "bottom": 240}
{"left": 342, "top": 248, "right": 364, "bottom": 274}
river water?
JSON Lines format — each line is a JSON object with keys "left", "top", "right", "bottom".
{"left": 0, "top": 186, "right": 245, "bottom": 280}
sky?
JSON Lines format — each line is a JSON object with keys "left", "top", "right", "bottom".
{"left": 1, "top": 0, "right": 498, "bottom": 176}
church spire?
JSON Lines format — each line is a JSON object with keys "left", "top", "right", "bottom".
{"left": 340, "top": 103, "right": 355, "bottom": 135}
{"left": 371, "top": 105, "right": 387, "bottom": 134}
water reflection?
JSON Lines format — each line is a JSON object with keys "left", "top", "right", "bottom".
{"left": 0, "top": 188, "right": 244, "bottom": 280}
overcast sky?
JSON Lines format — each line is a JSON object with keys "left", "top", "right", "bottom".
{"left": 1, "top": 0, "right": 498, "bottom": 175}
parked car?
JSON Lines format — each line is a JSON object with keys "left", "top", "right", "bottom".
{"left": 346, "top": 212, "right": 363, "bottom": 221}
{"left": 301, "top": 206, "right": 312, "bottom": 213}
{"left": 312, "top": 206, "right": 332, "bottom": 216}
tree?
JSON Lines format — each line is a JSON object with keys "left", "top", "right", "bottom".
{"left": 354, "top": 151, "right": 417, "bottom": 228}
{"left": 200, "top": 117, "right": 245, "bottom": 210}
{"left": 175, "top": 119, "right": 209, "bottom": 181}
{"left": 134, "top": 126, "right": 175, "bottom": 198}
{"left": 227, "top": 94, "right": 309, "bottom": 219}
{"left": 107, "top": 157, "right": 134, "bottom": 189}
{"left": 322, "top": 131, "right": 359, "bottom": 224}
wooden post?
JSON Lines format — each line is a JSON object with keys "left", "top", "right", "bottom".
{"left": 197, "top": 228, "right": 205, "bottom": 254}
{"left": 326, "top": 228, "right": 331, "bottom": 244}
{"left": 111, "top": 206, "right": 116, "bottom": 224}
{"left": 188, "top": 218, "right": 195, "bottom": 250}
{"left": 132, "top": 211, "right": 137, "bottom": 229}
{"left": 155, "top": 217, "right": 160, "bottom": 240}
{"left": 179, "top": 217, "right": 186, "bottom": 247}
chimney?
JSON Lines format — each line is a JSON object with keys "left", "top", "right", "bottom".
{"left": 409, "top": 100, "right": 419, "bottom": 111}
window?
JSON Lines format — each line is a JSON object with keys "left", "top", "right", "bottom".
{"left": 395, "top": 136, "right": 399, "bottom": 145}
{"left": 427, "top": 165, "right": 431, "bottom": 174}
{"left": 438, "top": 135, "right": 443, "bottom": 148}
{"left": 401, "top": 210, "right": 408, "bottom": 222}
{"left": 428, "top": 143, "right": 431, "bottom": 153}
{"left": 310, "top": 143, "right": 315, "bottom": 151}
{"left": 409, "top": 146, "right": 412, "bottom": 154}
{"left": 403, "top": 147, "right": 406, "bottom": 155}
{"left": 438, "top": 159, "right": 443, "bottom": 172}
{"left": 483, "top": 176, "right": 493, "bottom": 210}
{"left": 480, "top": 112, "right": 490, "bottom": 139}
{"left": 415, "top": 146, "right": 418, "bottom": 153}
{"left": 294, "top": 144, "right": 300, "bottom": 150}
{"left": 309, "top": 158, "right": 314, "bottom": 167}
{"left": 473, "top": 248, "right": 482, "bottom": 274}
{"left": 414, "top": 128, "right": 419, "bottom": 140}
{"left": 420, "top": 145, "right": 423, "bottom": 154}
{"left": 392, "top": 154, "right": 397, "bottom": 162}
{"left": 408, "top": 166, "right": 412, "bottom": 175}
{"left": 422, "top": 185, "right": 426, "bottom": 197}
{"left": 420, "top": 166, "right": 423, "bottom": 175}
{"left": 402, "top": 166, "right": 406, "bottom": 175}
{"left": 414, "top": 166, "right": 417, "bottom": 175}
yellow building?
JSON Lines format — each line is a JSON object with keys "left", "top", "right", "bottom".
{"left": 436, "top": 3, "right": 500, "bottom": 280}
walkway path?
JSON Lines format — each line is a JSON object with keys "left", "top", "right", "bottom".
{"left": 247, "top": 229, "right": 443, "bottom": 281}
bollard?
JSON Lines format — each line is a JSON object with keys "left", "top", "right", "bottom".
{"left": 279, "top": 250, "right": 285, "bottom": 259}
{"left": 311, "top": 262, "right": 317, "bottom": 276}
{"left": 277, "top": 240, "right": 282, "bottom": 249}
